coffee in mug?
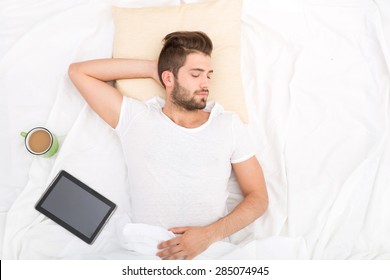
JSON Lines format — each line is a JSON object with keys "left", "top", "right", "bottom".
{"left": 21, "top": 127, "right": 59, "bottom": 157}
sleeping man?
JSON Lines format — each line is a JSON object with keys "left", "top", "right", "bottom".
{"left": 68, "top": 31, "right": 268, "bottom": 260}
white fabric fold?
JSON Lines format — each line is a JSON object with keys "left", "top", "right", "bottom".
{"left": 118, "top": 223, "right": 175, "bottom": 256}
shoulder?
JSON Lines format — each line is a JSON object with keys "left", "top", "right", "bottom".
{"left": 122, "top": 96, "right": 146, "bottom": 109}
{"left": 122, "top": 96, "right": 163, "bottom": 114}
{"left": 209, "top": 101, "right": 243, "bottom": 125}
{"left": 115, "top": 96, "right": 152, "bottom": 133}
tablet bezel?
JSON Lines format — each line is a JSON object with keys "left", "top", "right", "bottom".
{"left": 35, "top": 170, "right": 116, "bottom": 244}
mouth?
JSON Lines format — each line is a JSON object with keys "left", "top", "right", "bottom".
{"left": 195, "top": 90, "right": 209, "bottom": 97}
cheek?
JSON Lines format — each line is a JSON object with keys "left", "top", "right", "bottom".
{"left": 188, "top": 81, "right": 202, "bottom": 92}
{"left": 179, "top": 81, "right": 197, "bottom": 93}
{"left": 176, "top": 75, "right": 200, "bottom": 93}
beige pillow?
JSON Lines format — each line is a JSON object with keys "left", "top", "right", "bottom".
{"left": 112, "top": 0, "right": 248, "bottom": 122}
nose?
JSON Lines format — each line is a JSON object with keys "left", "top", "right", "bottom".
{"left": 200, "top": 74, "right": 210, "bottom": 89}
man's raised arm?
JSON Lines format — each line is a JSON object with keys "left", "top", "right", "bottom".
{"left": 68, "top": 59, "right": 158, "bottom": 128}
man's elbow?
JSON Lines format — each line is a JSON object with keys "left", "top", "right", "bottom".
{"left": 67, "top": 63, "right": 81, "bottom": 80}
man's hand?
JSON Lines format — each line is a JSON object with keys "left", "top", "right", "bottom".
{"left": 156, "top": 226, "right": 215, "bottom": 260}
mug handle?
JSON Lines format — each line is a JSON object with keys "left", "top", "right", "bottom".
{"left": 20, "top": 132, "right": 27, "bottom": 138}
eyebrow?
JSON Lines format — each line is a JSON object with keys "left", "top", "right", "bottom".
{"left": 189, "top": 68, "right": 214, "bottom": 74}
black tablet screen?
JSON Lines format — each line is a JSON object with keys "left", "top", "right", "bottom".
{"left": 36, "top": 170, "right": 116, "bottom": 244}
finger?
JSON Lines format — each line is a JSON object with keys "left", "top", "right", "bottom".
{"left": 185, "top": 254, "right": 195, "bottom": 260}
{"left": 169, "top": 227, "right": 189, "bottom": 234}
{"left": 163, "top": 250, "right": 188, "bottom": 260}
{"left": 156, "top": 244, "right": 183, "bottom": 259}
{"left": 157, "top": 236, "right": 181, "bottom": 250}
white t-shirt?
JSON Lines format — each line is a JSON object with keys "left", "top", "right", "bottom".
{"left": 115, "top": 96, "right": 255, "bottom": 229}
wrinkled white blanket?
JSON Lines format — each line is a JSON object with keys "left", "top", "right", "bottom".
{"left": 1, "top": 0, "right": 390, "bottom": 260}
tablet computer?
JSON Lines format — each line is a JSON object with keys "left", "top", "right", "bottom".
{"left": 35, "top": 170, "right": 116, "bottom": 244}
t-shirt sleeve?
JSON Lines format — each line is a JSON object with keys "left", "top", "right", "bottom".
{"left": 114, "top": 96, "right": 147, "bottom": 137}
{"left": 230, "top": 114, "right": 257, "bottom": 164}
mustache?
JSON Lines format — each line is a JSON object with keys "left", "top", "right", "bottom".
{"left": 195, "top": 89, "right": 209, "bottom": 94}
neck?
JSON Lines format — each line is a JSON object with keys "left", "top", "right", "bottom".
{"left": 162, "top": 100, "right": 210, "bottom": 128}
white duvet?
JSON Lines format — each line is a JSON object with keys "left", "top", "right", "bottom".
{"left": 1, "top": 0, "right": 389, "bottom": 260}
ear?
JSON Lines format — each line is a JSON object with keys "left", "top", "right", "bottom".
{"left": 161, "top": 71, "right": 174, "bottom": 89}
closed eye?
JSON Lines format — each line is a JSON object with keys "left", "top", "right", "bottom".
{"left": 191, "top": 74, "right": 211, "bottom": 80}
{"left": 189, "top": 69, "right": 213, "bottom": 79}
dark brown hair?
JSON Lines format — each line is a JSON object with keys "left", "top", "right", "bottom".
{"left": 158, "top": 31, "right": 213, "bottom": 87}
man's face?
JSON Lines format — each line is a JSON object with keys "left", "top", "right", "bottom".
{"left": 170, "top": 52, "right": 213, "bottom": 111}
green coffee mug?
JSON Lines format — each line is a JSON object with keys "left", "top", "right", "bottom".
{"left": 20, "top": 127, "right": 59, "bottom": 157}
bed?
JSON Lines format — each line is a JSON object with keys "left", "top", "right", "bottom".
{"left": 1, "top": 0, "right": 389, "bottom": 260}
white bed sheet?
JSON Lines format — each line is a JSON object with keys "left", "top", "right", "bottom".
{"left": 1, "top": 0, "right": 389, "bottom": 259}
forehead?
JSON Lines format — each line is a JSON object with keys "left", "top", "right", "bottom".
{"left": 182, "top": 52, "right": 212, "bottom": 71}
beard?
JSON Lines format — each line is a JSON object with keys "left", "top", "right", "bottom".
{"left": 171, "top": 79, "right": 208, "bottom": 111}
